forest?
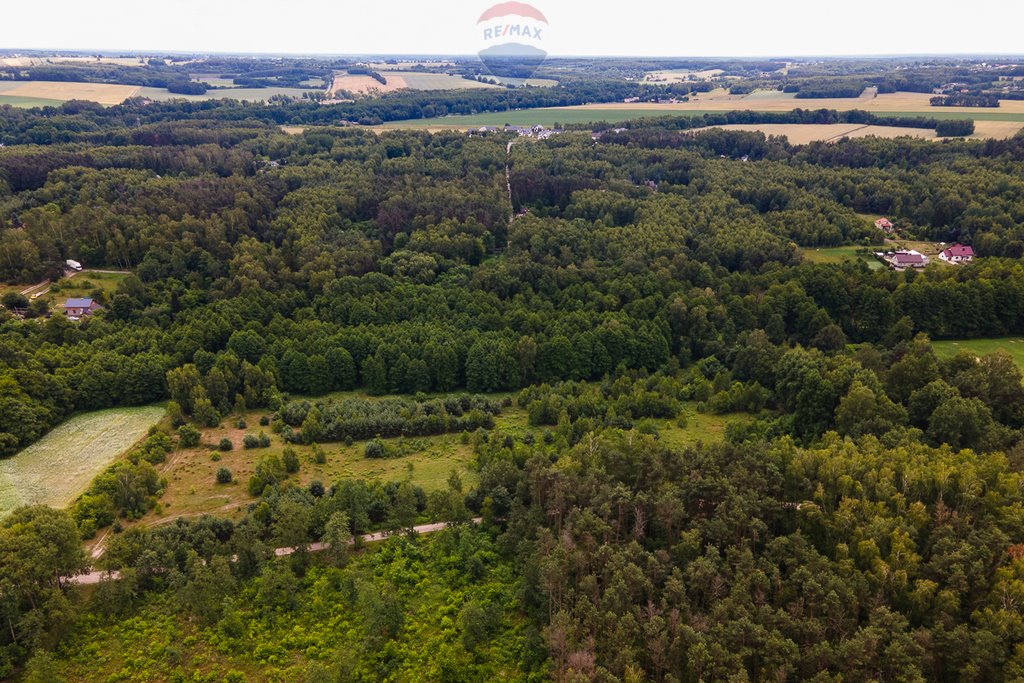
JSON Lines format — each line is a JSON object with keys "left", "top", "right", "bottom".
{"left": 2, "top": 90, "right": 1024, "bottom": 680}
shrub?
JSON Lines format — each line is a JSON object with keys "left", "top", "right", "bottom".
{"left": 210, "top": 452, "right": 221, "bottom": 462}
{"left": 364, "top": 439, "right": 386, "bottom": 459}
{"left": 219, "top": 438, "right": 234, "bottom": 452}
{"left": 236, "top": 418, "right": 247, "bottom": 430}
{"left": 259, "top": 415, "right": 270, "bottom": 426}
{"left": 313, "top": 445, "right": 327, "bottom": 464}
{"left": 243, "top": 434, "right": 260, "bottom": 449}
{"left": 178, "top": 424, "right": 201, "bottom": 448}
{"left": 216, "top": 468, "right": 233, "bottom": 484}
{"left": 258, "top": 432, "right": 271, "bottom": 448}
{"left": 283, "top": 447, "right": 300, "bottom": 474}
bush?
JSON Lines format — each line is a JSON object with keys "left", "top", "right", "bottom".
{"left": 243, "top": 434, "right": 260, "bottom": 449}
{"left": 364, "top": 439, "right": 386, "bottom": 459}
{"left": 283, "top": 447, "right": 300, "bottom": 473}
{"left": 216, "top": 468, "right": 233, "bottom": 484}
{"left": 258, "top": 432, "right": 271, "bottom": 448}
{"left": 259, "top": 415, "right": 270, "bottom": 426}
{"left": 236, "top": 418, "right": 247, "bottom": 430}
{"left": 313, "top": 445, "right": 327, "bottom": 464}
{"left": 219, "top": 438, "right": 234, "bottom": 452}
{"left": 211, "top": 452, "right": 221, "bottom": 462}
{"left": 178, "top": 424, "right": 201, "bottom": 448}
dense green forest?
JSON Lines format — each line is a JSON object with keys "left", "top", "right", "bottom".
{"left": 3, "top": 92, "right": 1024, "bottom": 681}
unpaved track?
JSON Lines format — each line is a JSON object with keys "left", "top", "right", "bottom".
{"left": 70, "top": 518, "right": 483, "bottom": 585}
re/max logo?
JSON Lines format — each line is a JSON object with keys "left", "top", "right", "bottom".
{"left": 482, "top": 24, "right": 543, "bottom": 41}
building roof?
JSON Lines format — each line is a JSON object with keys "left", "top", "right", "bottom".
{"left": 64, "top": 298, "right": 94, "bottom": 308}
{"left": 942, "top": 244, "right": 974, "bottom": 258}
{"left": 875, "top": 218, "right": 893, "bottom": 227}
{"left": 893, "top": 252, "right": 925, "bottom": 265}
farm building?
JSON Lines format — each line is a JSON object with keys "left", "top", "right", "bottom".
{"left": 63, "top": 297, "right": 102, "bottom": 318}
{"left": 875, "top": 218, "right": 894, "bottom": 233}
{"left": 882, "top": 250, "right": 928, "bottom": 270}
{"left": 939, "top": 244, "right": 975, "bottom": 263}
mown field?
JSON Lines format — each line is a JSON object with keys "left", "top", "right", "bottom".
{"left": 931, "top": 338, "right": 1024, "bottom": 368}
{"left": 0, "top": 406, "right": 165, "bottom": 517}
{"left": 801, "top": 245, "right": 885, "bottom": 269}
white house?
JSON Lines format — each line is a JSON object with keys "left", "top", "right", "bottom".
{"left": 938, "top": 244, "right": 974, "bottom": 263}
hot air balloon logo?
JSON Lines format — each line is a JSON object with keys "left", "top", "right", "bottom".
{"left": 476, "top": 2, "right": 549, "bottom": 79}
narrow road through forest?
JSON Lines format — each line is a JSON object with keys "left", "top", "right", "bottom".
{"left": 70, "top": 517, "right": 483, "bottom": 585}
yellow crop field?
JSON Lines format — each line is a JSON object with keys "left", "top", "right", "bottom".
{"left": 0, "top": 80, "right": 140, "bottom": 105}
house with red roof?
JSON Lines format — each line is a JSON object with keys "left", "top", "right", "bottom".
{"left": 875, "top": 218, "right": 894, "bottom": 233}
{"left": 938, "top": 244, "right": 974, "bottom": 264}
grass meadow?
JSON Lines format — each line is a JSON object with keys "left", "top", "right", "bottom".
{"left": 0, "top": 406, "right": 166, "bottom": 517}
{"left": 931, "top": 338, "right": 1024, "bottom": 369}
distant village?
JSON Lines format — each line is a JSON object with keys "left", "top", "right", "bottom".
{"left": 468, "top": 124, "right": 564, "bottom": 139}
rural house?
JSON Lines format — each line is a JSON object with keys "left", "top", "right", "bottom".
{"left": 875, "top": 218, "right": 894, "bottom": 233}
{"left": 939, "top": 244, "right": 975, "bottom": 263}
{"left": 63, "top": 297, "right": 102, "bottom": 318}
{"left": 883, "top": 250, "right": 929, "bottom": 270}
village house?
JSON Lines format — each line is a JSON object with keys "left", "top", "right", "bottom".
{"left": 938, "top": 244, "right": 975, "bottom": 263}
{"left": 882, "top": 250, "right": 929, "bottom": 271}
{"left": 63, "top": 297, "right": 102, "bottom": 319}
{"left": 875, "top": 218, "right": 894, "bottom": 234}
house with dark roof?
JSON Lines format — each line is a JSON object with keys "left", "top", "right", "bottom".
{"left": 883, "top": 250, "right": 928, "bottom": 270}
{"left": 938, "top": 244, "right": 974, "bottom": 263}
{"left": 64, "top": 297, "right": 102, "bottom": 318}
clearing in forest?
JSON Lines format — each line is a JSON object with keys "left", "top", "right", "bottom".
{"left": 931, "top": 338, "right": 1024, "bottom": 369}
{"left": 0, "top": 406, "right": 166, "bottom": 517}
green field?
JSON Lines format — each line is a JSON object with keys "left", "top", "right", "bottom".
{"left": 802, "top": 246, "right": 884, "bottom": 270}
{"left": 0, "top": 406, "right": 165, "bottom": 517}
{"left": 0, "top": 95, "right": 64, "bottom": 108}
{"left": 931, "top": 338, "right": 1024, "bottom": 368}
{"left": 382, "top": 107, "right": 1024, "bottom": 131}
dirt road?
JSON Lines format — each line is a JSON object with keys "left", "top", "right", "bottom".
{"left": 69, "top": 518, "right": 482, "bottom": 585}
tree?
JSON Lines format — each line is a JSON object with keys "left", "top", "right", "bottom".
{"left": 834, "top": 380, "right": 906, "bottom": 438}
{"left": 323, "top": 511, "right": 352, "bottom": 567}
{"left": 389, "top": 482, "right": 419, "bottom": 532}
{"left": 216, "top": 468, "right": 233, "bottom": 484}
{"left": 927, "top": 396, "right": 993, "bottom": 450}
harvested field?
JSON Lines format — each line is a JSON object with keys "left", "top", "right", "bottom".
{"left": 0, "top": 406, "right": 165, "bottom": 517}
{"left": 331, "top": 73, "right": 407, "bottom": 95}
{"left": 0, "top": 80, "right": 139, "bottom": 105}
{"left": 557, "top": 91, "right": 1024, "bottom": 116}
{"left": 689, "top": 123, "right": 937, "bottom": 144}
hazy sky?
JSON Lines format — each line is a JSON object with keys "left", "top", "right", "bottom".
{"left": 2, "top": 0, "right": 1023, "bottom": 57}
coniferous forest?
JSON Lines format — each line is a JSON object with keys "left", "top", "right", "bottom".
{"left": 3, "top": 94, "right": 1024, "bottom": 681}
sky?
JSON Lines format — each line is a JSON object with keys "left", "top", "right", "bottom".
{"left": 1, "top": 0, "right": 1023, "bottom": 57}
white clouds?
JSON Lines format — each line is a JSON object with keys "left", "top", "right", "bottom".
{"left": 1, "top": 0, "right": 1021, "bottom": 56}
